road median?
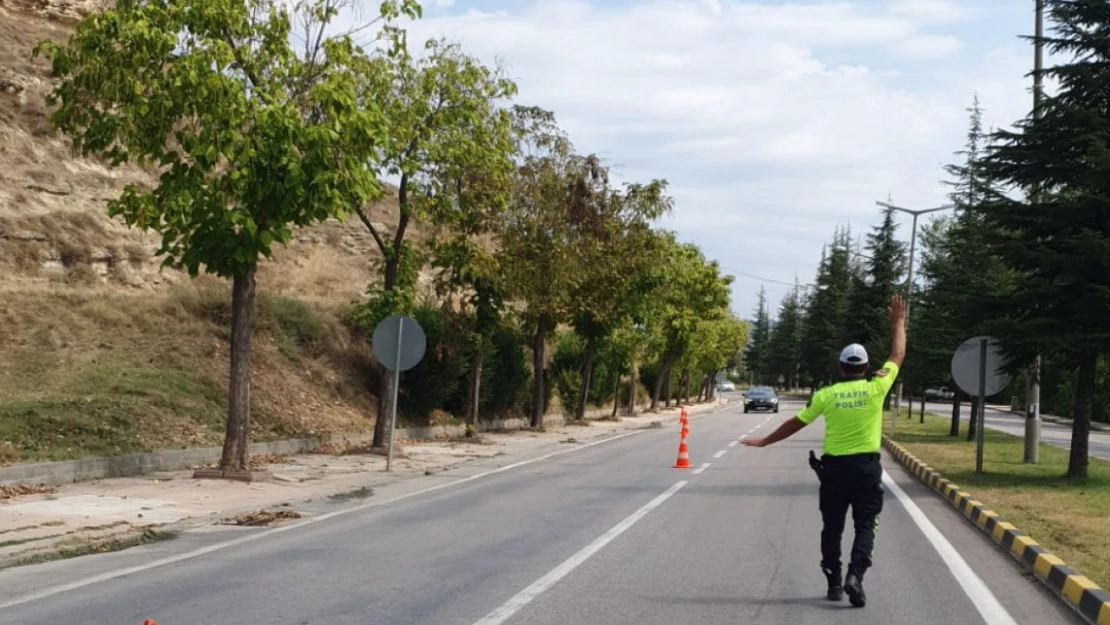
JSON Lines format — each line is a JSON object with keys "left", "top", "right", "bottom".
{"left": 883, "top": 414, "right": 1110, "bottom": 625}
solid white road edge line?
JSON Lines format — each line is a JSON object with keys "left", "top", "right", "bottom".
{"left": 882, "top": 471, "right": 1019, "bottom": 625}
{"left": 470, "top": 480, "right": 688, "bottom": 625}
{"left": 692, "top": 463, "right": 711, "bottom": 475}
{"left": 713, "top": 450, "right": 727, "bottom": 459}
{"left": 0, "top": 426, "right": 661, "bottom": 612}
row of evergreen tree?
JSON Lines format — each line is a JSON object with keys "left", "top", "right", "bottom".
{"left": 743, "top": 208, "right": 905, "bottom": 396}
{"left": 745, "top": 0, "right": 1110, "bottom": 480}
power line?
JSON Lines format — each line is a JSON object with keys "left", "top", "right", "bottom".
{"left": 719, "top": 266, "right": 815, "bottom": 290}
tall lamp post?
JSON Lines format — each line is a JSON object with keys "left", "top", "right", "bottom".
{"left": 1025, "top": 0, "right": 1045, "bottom": 463}
{"left": 875, "top": 200, "right": 956, "bottom": 417}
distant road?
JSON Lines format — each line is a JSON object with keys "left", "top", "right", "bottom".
{"left": 918, "top": 401, "right": 1110, "bottom": 461}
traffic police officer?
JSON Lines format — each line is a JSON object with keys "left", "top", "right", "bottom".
{"left": 743, "top": 294, "right": 907, "bottom": 608}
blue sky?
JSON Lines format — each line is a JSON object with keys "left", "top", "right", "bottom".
{"left": 383, "top": 0, "right": 1042, "bottom": 319}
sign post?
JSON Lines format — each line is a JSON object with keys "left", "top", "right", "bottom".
{"left": 951, "top": 335, "right": 1010, "bottom": 476}
{"left": 371, "top": 314, "right": 427, "bottom": 472}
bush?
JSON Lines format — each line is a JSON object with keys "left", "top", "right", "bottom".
{"left": 479, "top": 321, "right": 532, "bottom": 418}
{"left": 550, "top": 329, "right": 625, "bottom": 415}
{"left": 390, "top": 305, "right": 534, "bottom": 424}
{"left": 551, "top": 330, "right": 584, "bottom": 413}
{"left": 397, "top": 302, "right": 467, "bottom": 423}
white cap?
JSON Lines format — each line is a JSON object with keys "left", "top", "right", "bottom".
{"left": 839, "top": 343, "right": 868, "bottom": 365}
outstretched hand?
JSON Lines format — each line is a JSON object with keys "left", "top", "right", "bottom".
{"left": 888, "top": 294, "right": 907, "bottom": 325}
{"left": 741, "top": 437, "right": 769, "bottom": 448}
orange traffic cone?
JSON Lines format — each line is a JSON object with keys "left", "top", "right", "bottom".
{"left": 143, "top": 620, "right": 157, "bottom": 625}
{"left": 673, "top": 421, "right": 692, "bottom": 469}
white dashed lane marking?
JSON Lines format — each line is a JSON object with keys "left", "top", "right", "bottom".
{"left": 713, "top": 450, "right": 727, "bottom": 459}
{"left": 692, "top": 463, "right": 711, "bottom": 475}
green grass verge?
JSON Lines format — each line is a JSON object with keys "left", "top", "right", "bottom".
{"left": 886, "top": 410, "right": 1110, "bottom": 590}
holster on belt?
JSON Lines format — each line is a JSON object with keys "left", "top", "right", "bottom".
{"left": 808, "top": 450, "right": 824, "bottom": 482}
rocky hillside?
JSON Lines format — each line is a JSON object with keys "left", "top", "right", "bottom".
{"left": 0, "top": 0, "right": 431, "bottom": 465}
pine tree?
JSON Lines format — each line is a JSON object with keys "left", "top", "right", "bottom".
{"left": 801, "top": 228, "right": 855, "bottom": 387}
{"left": 915, "top": 96, "right": 1004, "bottom": 435}
{"left": 766, "top": 283, "right": 805, "bottom": 389}
{"left": 745, "top": 286, "right": 772, "bottom": 384}
{"left": 977, "top": 0, "right": 1110, "bottom": 480}
{"left": 843, "top": 209, "right": 904, "bottom": 363}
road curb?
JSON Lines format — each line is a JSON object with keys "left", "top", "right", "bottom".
{"left": 882, "top": 436, "right": 1110, "bottom": 625}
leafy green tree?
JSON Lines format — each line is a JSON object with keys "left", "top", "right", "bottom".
{"left": 34, "top": 0, "right": 419, "bottom": 471}
{"left": 744, "top": 286, "right": 771, "bottom": 384}
{"left": 977, "top": 0, "right": 1110, "bottom": 479}
{"left": 352, "top": 38, "right": 517, "bottom": 447}
{"left": 501, "top": 106, "right": 586, "bottom": 427}
{"left": 568, "top": 177, "right": 672, "bottom": 420}
{"left": 643, "top": 238, "right": 732, "bottom": 410}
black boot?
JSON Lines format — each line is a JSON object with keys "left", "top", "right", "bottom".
{"left": 844, "top": 567, "right": 866, "bottom": 608}
{"left": 822, "top": 566, "right": 843, "bottom": 602}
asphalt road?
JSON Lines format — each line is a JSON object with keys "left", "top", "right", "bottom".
{"left": 0, "top": 400, "right": 1084, "bottom": 625}
{"left": 916, "top": 401, "right": 1110, "bottom": 461}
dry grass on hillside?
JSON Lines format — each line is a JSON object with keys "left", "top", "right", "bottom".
{"left": 0, "top": 0, "right": 443, "bottom": 464}
{"left": 0, "top": 277, "right": 381, "bottom": 464}
{"left": 0, "top": 0, "right": 411, "bottom": 298}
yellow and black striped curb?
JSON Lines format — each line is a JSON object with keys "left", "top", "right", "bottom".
{"left": 882, "top": 436, "right": 1110, "bottom": 625}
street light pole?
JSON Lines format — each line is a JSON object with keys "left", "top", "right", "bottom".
{"left": 1025, "top": 0, "right": 1045, "bottom": 463}
{"left": 875, "top": 200, "right": 956, "bottom": 419}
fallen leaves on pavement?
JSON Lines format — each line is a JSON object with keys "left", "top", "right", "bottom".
{"left": 219, "top": 510, "right": 303, "bottom": 527}
{"left": 0, "top": 484, "right": 57, "bottom": 502}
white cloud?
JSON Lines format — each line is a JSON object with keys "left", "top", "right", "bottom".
{"left": 889, "top": 34, "right": 965, "bottom": 59}
{"left": 362, "top": 0, "right": 1035, "bottom": 316}
{"left": 886, "top": 0, "right": 979, "bottom": 24}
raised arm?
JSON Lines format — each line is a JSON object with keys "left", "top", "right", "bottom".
{"left": 887, "top": 294, "right": 907, "bottom": 369}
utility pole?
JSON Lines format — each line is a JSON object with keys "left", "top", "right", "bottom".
{"left": 875, "top": 200, "right": 956, "bottom": 419}
{"left": 1025, "top": 0, "right": 1045, "bottom": 464}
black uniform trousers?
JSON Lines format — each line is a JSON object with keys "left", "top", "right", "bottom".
{"left": 818, "top": 452, "right": 884, "bottom": 575}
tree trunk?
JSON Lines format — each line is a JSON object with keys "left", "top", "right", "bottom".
{"left": 575, "top": 336, "right": 599, "bottom": 420}
{"left": 627, "top": 360, "right": 638, "bottom": 415}
{"left": 663, "top": 374, "right": 671, "bottom": 408}
{"left": 1068, "top": 351, "right": 1096, "bottom": 480}
{"left": 919, "top": 387, "right": 926, "bottom": 423}
{"left": 650, "top": 353, "right": 677, "bottom": 411}
{"left": 966, "top": 396, "right": 978, "bottom": 442}
{"left": 371, "top": 253, "right": 401, "bottom": 450}
{"left": 681, "top": 369, "right": 690, "bottom": 404}
{"left": 465, "top": 346, "right": 484, "bottom": 437}
{"left": 949, "top": 393, "right": 961, "bottom": 437}
{"left": 367, "top": 176, "right": 411, "bottom": 450}
{"left": 220, "top": 266, "right": 258, "bottom": 471}
{"left": 611, "top": 374, "right": 621, "bottom": 419}
{"left": 530, "top": 314, "right": 551, "bottom": 428}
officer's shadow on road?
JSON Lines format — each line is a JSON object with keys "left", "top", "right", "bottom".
{"left": 644, "top": 594, "right": 842, "bottom": 610}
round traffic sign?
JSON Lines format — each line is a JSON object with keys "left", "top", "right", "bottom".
{"left": 372, "top": 314, "right": 427, "bottom": 372}
{"left": 950, "top": 335, "right": 1011, "bottom": 397}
